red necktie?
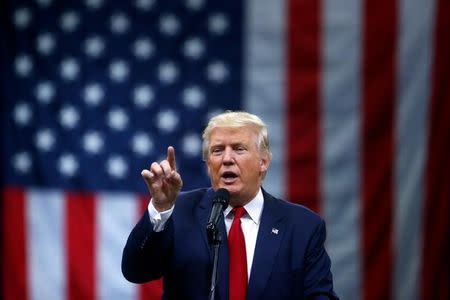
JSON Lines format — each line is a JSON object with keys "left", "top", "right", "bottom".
{"left": 228, "top": 207, "right": 247, "bottom": 300}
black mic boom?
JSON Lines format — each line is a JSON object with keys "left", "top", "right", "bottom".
{"left": 207, "top": 188, "right": 230, "bottom": 230}
{"left": 207, "top": 189, "right": 230, "bottom": 298}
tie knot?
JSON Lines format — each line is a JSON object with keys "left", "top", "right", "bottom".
{"left": 232, "top": 206, "right": 246, "bottom": 219}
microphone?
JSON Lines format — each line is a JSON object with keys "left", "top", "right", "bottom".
{"left": 207, "top": 189, "right": 230, "bottom": 298}
{"left": 207, "top": 188, "right": 230, "bottom": 228}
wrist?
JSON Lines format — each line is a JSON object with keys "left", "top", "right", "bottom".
{"left": 151, "top": 199, "right": 173, "bottom": 212}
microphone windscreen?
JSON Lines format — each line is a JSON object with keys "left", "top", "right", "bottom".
{"left": 214, "top": 188, "right": 230, "bottom": 202}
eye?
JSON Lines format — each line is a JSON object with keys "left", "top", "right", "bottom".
{"left": 211, "top": 148, "right": 222, "bottom": 155}
{"left": 236, "top": 146, "right": 246, "bottom": 153}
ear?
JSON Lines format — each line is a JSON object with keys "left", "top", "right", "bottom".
{"left": 206, "top": 159, "right": 212, "bottom": 177}
{"left": 259, "top": 156, "right": 270, "bottom": 173}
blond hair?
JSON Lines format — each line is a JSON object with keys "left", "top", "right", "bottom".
{"left": 202, "top": 111, "right": 272, "bottom": 161}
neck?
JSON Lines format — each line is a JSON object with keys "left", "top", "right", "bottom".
{"left": 229, "top": 188, "right": 260, "bottom": 207}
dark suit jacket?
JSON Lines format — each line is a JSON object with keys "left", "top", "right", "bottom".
{"left": 122, "top": 188, "right": 339, "bottom": 300}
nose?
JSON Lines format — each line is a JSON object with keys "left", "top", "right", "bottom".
{"left": 222, "top": 147, "right": 235, "bottom": 165}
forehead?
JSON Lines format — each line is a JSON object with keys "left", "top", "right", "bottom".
{"left": 209, "top": 126, "right": 257, "bottom": 144}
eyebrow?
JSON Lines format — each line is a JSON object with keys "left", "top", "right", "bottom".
{"left": 210, "top": 141, "right": 247, "bottom": 148}
{"left": 208, "top": 141, "right": 262, "bottom": 158}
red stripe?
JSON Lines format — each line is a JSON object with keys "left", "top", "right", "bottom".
{"left": 138, "top": 196, "right": 163, "bottom": 300}
{"left": 66, "top": 192, "right": 96, "bottom": 300}
{"left": 287, "top": 0, "right": 321, "bottom": 213}
{"left": 1, "top": 187, "right": 28, "bottom": 300}
{"left": 421, "top": 1, "right": 450, "bottom": 298}
{"left": 361, "top": 1, "right": 397, "bottom": 299}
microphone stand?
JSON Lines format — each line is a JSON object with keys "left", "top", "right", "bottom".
{"left": 207, "top": 223, "right": 221, "bottom": 300}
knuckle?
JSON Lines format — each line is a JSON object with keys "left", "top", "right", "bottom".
{"left": 161, "top": 161, "right": 172, "bottom": 171}
{"left": 151, "top": 164, "right": 163, "bottom": 174}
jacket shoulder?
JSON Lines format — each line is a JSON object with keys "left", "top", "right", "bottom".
{"left": 173, "top": 187, "right": 211, "bottom": 210}
{"left": 263, "top": 189, "right": 323, "bottom": 226}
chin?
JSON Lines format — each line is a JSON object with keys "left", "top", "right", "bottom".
{"left": 216, "top": 184, "right": 236, "bottom": 194}
{"left": 217, "top": 184, "right": 232, "bottom": 191}
{"left": 214, "top": 181, "right": 244, "bottom": 197}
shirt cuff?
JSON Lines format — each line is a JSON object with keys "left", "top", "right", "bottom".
{"left": 148, "top": 199, "right": 174, "bottom": 232}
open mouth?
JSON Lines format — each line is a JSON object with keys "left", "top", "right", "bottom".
{"left": 221, "top": 171, "right": 238, "bottom": 180}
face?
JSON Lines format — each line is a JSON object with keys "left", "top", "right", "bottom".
{"left": 206, "top": 126, "right": 270, "bottom": 206}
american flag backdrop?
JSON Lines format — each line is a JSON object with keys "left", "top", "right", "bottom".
{"left": 1, "top": 0, "right": 449, "bottom": 299}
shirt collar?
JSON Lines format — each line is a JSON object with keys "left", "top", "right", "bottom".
{"left": 224, "top": 188, "right": 264, "bottom": 225}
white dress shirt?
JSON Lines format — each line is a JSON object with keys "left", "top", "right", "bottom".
{"left": 223, "top": 188, "right": 263, "bottom": 279}
{"left": 148, "top": 188, "right": 264, "bottom": 279}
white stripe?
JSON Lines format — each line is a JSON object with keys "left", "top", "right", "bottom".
{"left": 27, "top": 189, "right": 66, "bottom": 300}
{"left": 97, "top": 192, "right": 138, "bottom": 300}
{"left": 394, "top": 1, "right": 435, "bottom": 299}
{"left": 244, "top": 0, "right": 286, "bottom": 199}
{"left": 321, "top": 1, "right": 362, "bottom": 299}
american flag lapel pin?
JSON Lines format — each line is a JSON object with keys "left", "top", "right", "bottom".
{"left": 271, "top": 228, "right": 279, "bottom": 235}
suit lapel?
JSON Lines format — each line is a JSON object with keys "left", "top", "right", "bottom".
{"left": 247, "top": 191, "right": 285, "bottom": 300}
{"left": 196, "top": 188, "right": 214, "bottom": 252}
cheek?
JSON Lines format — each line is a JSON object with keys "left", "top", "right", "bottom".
{"left": 241, "top": 161, "right": 260, "bottom": 175}
{"left": 206, "top": 161, "right": 212, "bottom": 176}
{"left": 207, "top": 161, "right": 220, "bottom": 176}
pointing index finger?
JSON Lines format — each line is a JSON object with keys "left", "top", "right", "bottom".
{"left": 167, "top": 146, "right": 177, "bottom": 171}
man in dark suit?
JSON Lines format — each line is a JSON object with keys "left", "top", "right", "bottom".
{"left": 122, "top": 111, "right": 339, "bottom": 300}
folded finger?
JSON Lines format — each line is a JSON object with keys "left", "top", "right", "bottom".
{"left": 160, "top": 160, "right": 172, "bottom": 178}
{"left": 150, "top": 162, "right": 164, "bottom": 178}
{"left": 141, "top": 169, "right": 153, "bottom": 180}
{"left": 167, "top": 170, "right": 183, "bottom": 187}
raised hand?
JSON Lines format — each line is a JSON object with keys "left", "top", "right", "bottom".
{"left": 141, "top": 146, "right": 183, "bottom": 212}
